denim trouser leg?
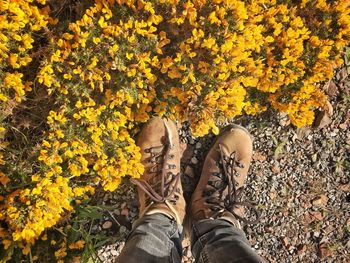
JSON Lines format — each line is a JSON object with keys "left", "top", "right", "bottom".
{"left": 115, "top": 214, "right": 183, "bottom": 263}
{"left": 191, "top": 219, "right": 266, "bottom": 263}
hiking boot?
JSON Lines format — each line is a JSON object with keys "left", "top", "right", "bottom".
{"left": 189, "top": 124, "right": 259, "bottom": 229}
{"left": 130, "top": 117, "right": 185, "bottom": 224}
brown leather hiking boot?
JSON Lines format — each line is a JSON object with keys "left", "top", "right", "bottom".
{"left": 189, "top": 125, "right": 259, "bottom": 229}
{"left": 130, "top": 117, "right": 185, "bottom": 224}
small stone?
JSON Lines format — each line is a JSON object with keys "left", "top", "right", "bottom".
{"left": 313, "top": 231, "right": 320, "bottom": 238}
{"left": 339, "top": 123, "right": 348, "bottom": 130}
{"left": 264, "top": 226, "right": 273, "bottom": 233}
{"left": 121, "top": 207, "right": 129, "bottom": 216}
{"left": 310, "top": 211, "right": 323, "bottom": 221}
{"left": 319, "top": 236, "right": 329, "bottom": 244}
{"left": 253, "top": 151, "right": 267, "bottom": 162}
{"left": 269, "top": 191, "right": 277, "bottom": 200}
{"left": 311, "top": 153, "right": 317, "bottom": 162}
{"left": 330, "top": 131, "right": 337, "bottom": 137}
{"left": 287, "top": 179, "right": 295, "bottom": 188}
{"left": 340, "top": 184, "right": 350, "bottom": 192}
{"left": 191, "top": 157, "right": 198, "bottom": 164}
{"left": 319, "top": 243, "right": 332, "bottom": 258}
{"left": 297, "top": 244, "right": 307, "bottom": 255}
{"left": 346, "top": 136, "right": 350, "bottom": 145}
{"left": 282, "top": 237, "right": 289, "bottom": 247}
{"left": 312, "top": 195, "right": 328, "bottom": 207}
{"left": 279, "top": 113, "right": 291, "bottom": 126}
{"left": 346, "top": 218, "right": 350, "bottom": 229}
{"left": 185, "top": 166, "right": 195, "bottom": 178}
{"left": 92, "top": 224, "right": 101, "bottom": 232}
{"left": 195, "top": 142, "right": 202, "bottom": 149}
{"left": 119, "top": 225, "right": 127, "bottom": 234}
{"left": 101, "top": 251, "right": 108, "bottom": 259}
{"left": 314, "top": 101, "right": 333, "bottom": 128}
{"left": 325, "top": 81, "right": 339, "bottom": 97}
{"left": 271, "top": 164, "right": 280, "bottom": 174}
{"left": 296, "top": 127, "right": 311, "bottom": 140}
{"left": 102, "top": 221, "right": 113, "bottom": 229}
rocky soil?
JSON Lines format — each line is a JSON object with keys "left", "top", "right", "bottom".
{"left": 93, "top": 68, "right": 350, "bottom": 263}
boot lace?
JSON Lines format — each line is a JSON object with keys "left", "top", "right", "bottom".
{"left": 130, "top": 123, "right": 180, "bottom": 204}
{"left": 204, "top": 144, "right": 260, "bottom": 224}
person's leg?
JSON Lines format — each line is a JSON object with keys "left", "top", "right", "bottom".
{"left": 191, "top": 219, "right": 265, "bottom": 263}
{"left": 188, "top": 124, "right": 266, "bottom": 263}
{"left": 116, "top": 213, "right": 183, "bottom": 263}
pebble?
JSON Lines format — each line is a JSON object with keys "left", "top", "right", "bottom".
{"left": 102, "top": 221, "right": 113, "bottom": 229}
{"left": 191, "top": 157, "right": 198, "bottom": 164}
{"left": 313, "top": 232, "right": 320, "bottom": 238}
{"left": 185, "top": 166, "right": 195, "bottom": 178}
{"left": 330, "top": 131, "right": 337, "bottom": 137}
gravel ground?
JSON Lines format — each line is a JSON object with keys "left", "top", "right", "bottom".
{"left": 94, "top": 68, "right": 350, "bottom": 263}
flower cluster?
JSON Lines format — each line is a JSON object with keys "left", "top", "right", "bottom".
{"left": 1, "top": 2, "right": 51, "bottom": 238}
{"left": 1, "top": 0, "right": 350, "bottom": 261}
{"left": 0, "top": 0, "right": 52, "bottom": 102}
{"left": 0, "top": 0, "right": 51, "bottom": 256}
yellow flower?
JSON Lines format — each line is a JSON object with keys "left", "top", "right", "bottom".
{"left": 0, "top": 172, "right": 10, "bottom": 186}
{"left": 69, "top": 240, "right": 85, "bottom": 250}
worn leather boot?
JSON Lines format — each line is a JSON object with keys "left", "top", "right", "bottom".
{"left": 131, "top": 117, "right": 185, "bottom": 224}
{"left": 189, "top": 124, "right": 259, "bottom": 229}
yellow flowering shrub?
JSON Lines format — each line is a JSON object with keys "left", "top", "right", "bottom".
{"left": 1, "top": 0, "right": 350, "bottom": 261}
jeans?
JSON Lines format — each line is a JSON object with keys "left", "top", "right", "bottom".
{"left": 116, "top": 214, "right": 265, "bottom": 263}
